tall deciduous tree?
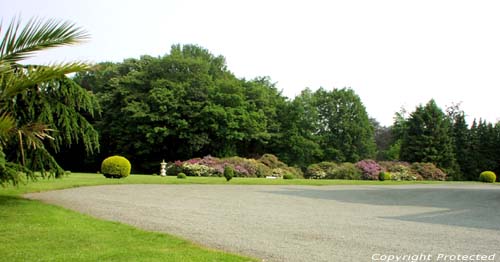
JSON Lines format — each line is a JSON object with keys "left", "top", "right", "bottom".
{"left": 76, "top": 45, "right": 283, "bottom": 172}
{"left": 0, "top": 17, "right": 99, "bottom": 185}
{"left": 314, "top": 88, "right": 376, "bottom": 162}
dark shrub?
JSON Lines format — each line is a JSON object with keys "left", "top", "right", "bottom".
{"left": 305, "top": 161, "right": 337, "bottom": 179}
{"left": 258, "top": 154, "right": 287, "bottom": 169}
{"left": 411, "top": 162, "right": 447, "bottom": 181}
{"left": 101, "top": 155, "right": 131, "bottom": 179}
{"left": 379, "top": 171, "right": 391, "bottom": 181}
{"left": 224, "top": 166, "right": 234, "bottom": 181}
{"left": 305, "top": 163, "right": 327, "bottom": 179}
{"left": 479, "top": 171, "right": 496, "bottom": 183}
{"left": 177, "top": 173, "right": 187, "bottom": 179}
{"left": 326, "top": 163, "right": 362, "bottom": 180}
{"left": 283, "top": 174, "right": 294, "bottom": 180}
{"left": 355, "top": 160, "right": 383, "bottom": 180}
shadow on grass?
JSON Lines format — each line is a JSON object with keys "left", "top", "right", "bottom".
{"left": 0, "top": 194, "right": 28, "bottom": 206}
{"left": 267, "top": 186, "right": 500, "bottom": 231}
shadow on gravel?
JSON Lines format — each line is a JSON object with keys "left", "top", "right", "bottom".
{"left": 267, "top": 187, "right": 500, "bottom": 231}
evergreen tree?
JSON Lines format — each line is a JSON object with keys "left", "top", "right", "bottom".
{"left": 0, "top": 17, "right": 99, "bottom": 185}
{"left": 449, "top": 112, "right": 469, "bottom": 180}
{"left": 400, "top": 100, "right": 457, "bottom": 175}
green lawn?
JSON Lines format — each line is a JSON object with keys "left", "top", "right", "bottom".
{"left": 0, "top": 173, "right": 484, "bottom": 262}
{"left": 0, "top": 174, "right": 261, "bottom": 262}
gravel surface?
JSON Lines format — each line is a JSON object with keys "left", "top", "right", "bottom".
{"left": 25, "top": 184, "right": 500, "bottom": 262}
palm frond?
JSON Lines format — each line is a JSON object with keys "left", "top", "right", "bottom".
{"left": 0, "top": 112, "right": 15, "bottom": 142}
{"left": 0, "top": 17, "right": 89, "bottom": 64}
{"left": 0, "top": 62, "right": 91, "bottom": 99}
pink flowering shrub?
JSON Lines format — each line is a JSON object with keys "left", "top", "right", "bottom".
{"left": 410, "top": 162, "right": 447, "bottom": 181}
{"left": 355, "top": 159, "right": 383, "bottom": 180}
{"left": 167, "top": 155, "right": 290, "bottom": 178}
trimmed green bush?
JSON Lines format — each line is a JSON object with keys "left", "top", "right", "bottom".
{"left": 283, "top": 174, "right": 294, "bottom": 180}
{"left": 479, "top": 171, "right": 496, "bottom": 183}
{"left": 328, "top": 162, "right": 362, "bottom": 180}
{"left": 177, "top": 173, "right": 187, "bottom": 179}
{"left": 224, "top": 166, "right": 234, "bottom": 181}
{"left": 379, "top": 172, "right": 391, "bottom": 181}
{"left": 101, "top": 155, "right": 131, "bottom": 179}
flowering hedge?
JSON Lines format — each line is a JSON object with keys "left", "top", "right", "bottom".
{"left": 305, "top": 160, "right": 446, "bottom": 181}
{"left": 166, "top": 154, "right": 302, "bottom": 178}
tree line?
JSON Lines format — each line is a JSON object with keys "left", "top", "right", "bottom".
{"left": 67, "top": 44, "right": 376, "bottom": 172}
{"left": 67, "top": 44, "right": 499, "bottom": 180}
{"left": 1, "top": 17, "right": 498, "bottom": 185}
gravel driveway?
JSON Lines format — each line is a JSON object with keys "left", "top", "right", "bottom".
{"left": 26, "top": 184, "right": 500, "bottom": 262}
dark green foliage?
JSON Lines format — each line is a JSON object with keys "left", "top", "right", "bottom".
{"left": 410, "top": 162, "right": 447, "bottom": 181}
{"left": 400, "top": 100, "right": 457, "bottom": 173}
{"left": 223, "top": 166, "right": 234, "bottom": 181}
{"left": 177, "top": 173, "right": 187, "bottom": 179}
{"left": 283, "top": 174, "right": 294, "bottom": 180}
{"left": 379, "top": 172, "right": 391, "bottom": 181}
{"left": 313, "top": 88, "right": 376, "bottom": 162}
{"left": 101, "top": 156, "right": 131, "bottom": 178}
{"left": 75, "top": 45, "right": 284, "bottom": 172}
{"left": 371, "top": 118, "right": 394, "bottom": 161}
{"left": 449, "top": 108, "right": 469, "bottom": 180}
{"left": 479, "top": 171, "right": 496, "bottom": 183}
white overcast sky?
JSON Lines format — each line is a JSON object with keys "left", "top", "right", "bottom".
{"left": 2, "top": 0, "right": 500, "bottom": 126}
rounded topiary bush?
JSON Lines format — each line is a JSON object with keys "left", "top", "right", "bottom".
{"left": 479, "top": 171, "right": 496, "bottom": 183}
{"left": 177, "top": 173, "right": 187, "bottom": 179}
{"left": 101, "top": 155, "right": 131, "bottom": 179}
{"left": 379, "top": 171, "right": 391, "bottom": 181}
{"left": 283, "top": 174, "right": 294, "bottom": 180}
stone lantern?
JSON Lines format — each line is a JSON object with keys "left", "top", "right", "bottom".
{"left": 160, "top": 160, "right": 167, "bottom": 177}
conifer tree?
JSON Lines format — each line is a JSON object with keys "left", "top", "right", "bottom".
{"left": 400, "top": 100, "right": 457, "bottom": 174}
{"left": 0, "top": 17, "right": 99, "bottom": 185}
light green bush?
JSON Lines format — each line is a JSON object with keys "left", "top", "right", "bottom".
{"left": 177, "top": 173, "right": 187, "bottom": 179}
{"left": 101, "top": 155, "right": 131, "bottom": 179}
{"left": 479, "top": 171, "right": 496, "bottom": 183}
{"left": 379, "top": 171, "right": 391, "bottom": 181}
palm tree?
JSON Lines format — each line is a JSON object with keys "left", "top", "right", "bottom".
{"left": 0, "top": 17, "right": 100, "bottom": 185}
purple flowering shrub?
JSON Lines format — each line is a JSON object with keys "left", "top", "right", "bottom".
{"left": 165, "top": 155, "right": 302, "bottom": 178}
{"left": 355, "top": 159, "right": 383, "bottom": 180}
